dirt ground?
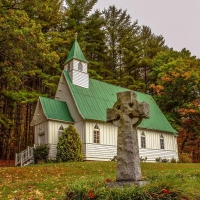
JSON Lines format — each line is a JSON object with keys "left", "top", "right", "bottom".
{"left": 0, "top": 159, "right": 15, "bottom": 167}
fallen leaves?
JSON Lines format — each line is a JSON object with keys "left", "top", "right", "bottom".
{"left": 87, "top": 189, "right": 95, "bottom": 199}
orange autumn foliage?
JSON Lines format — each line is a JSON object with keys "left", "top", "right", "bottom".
{"left": 150, "top": 84, "right": 164, "bottom": 95}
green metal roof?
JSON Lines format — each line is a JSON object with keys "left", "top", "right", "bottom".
{"left": 65, "top": 40, "right": 88, "bottom": 63}
{"left": 39, "top": 97, "right": 74, "bottom": 122}
{"left": 64, "top": 71, "right": 177, "bottom": 134}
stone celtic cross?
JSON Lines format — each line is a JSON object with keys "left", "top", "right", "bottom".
{"left": 107, "top": 91, "right": 149, "bottom": 182}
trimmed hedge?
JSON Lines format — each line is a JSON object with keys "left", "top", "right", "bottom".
{"left": 57, "top": 125, "right": 83, "bottom": 162}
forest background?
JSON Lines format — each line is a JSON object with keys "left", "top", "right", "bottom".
{"left": 1, "top": 0, "right": 200, "bottom": 161}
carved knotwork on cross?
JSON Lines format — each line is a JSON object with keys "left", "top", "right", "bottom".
{"left": 107, "top": 90, "right": 149, "bottom": 182}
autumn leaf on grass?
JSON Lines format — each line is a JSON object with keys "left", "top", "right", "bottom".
{"left": 160, "top": 189, "right": 170, "bottom": 194}
{"left": 87, "top": 189, "right": 95, "bottom": 199}
{"left": 35, "top": 189, "right": 43, "bottom": 197}
{"left": 105, "top": 178, "right": 111, "bottom": 183}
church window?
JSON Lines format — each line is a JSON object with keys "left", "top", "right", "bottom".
{"left": 78, "top": 62, "right": 83, "bottom": 71}
{"left": 160, "top": 134, "right": 164, "bottom": 149}
{"left": 141, "top": 132, "right": 146, "bottom": 148}
{"left": 58, "top": 125, "right": 64, "bottom": 138}
{"left": 94, "top": 124, "right": 100, "bottom": 143}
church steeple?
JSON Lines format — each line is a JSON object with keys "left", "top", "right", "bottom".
{"left": 65, "top": 39, "right": 88, "bottom": 64}
{"left": 64, "top": 38, "right": 89, "bottom": 88}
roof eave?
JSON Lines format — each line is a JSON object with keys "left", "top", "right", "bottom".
{"left": 65, "top": 57, "right": 89, "bottom": 64}
{"left": 46, "top": 118, "right": 74, "bottom": 123}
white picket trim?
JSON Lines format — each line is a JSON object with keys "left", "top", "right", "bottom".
{"left": 15, "top": 146, "right": 34, "bottom": 166}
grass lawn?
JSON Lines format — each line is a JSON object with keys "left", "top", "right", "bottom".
{"left": 0, "top": 162, "right": 200, "bottom": 199}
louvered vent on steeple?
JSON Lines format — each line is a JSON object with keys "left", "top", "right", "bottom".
{"left": 64, "top": 38, "right": 89, "bottom": 88}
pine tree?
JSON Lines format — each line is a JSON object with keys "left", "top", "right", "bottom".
{"left": 137, "top": 26, "right": 166, "bottom": 92}
{"left": 0, "top": 5, "right": 59, "bottom": 159}
{"left": 102, "top": 5, "right": 140, "bottom": 86}
{"left": 84, "top": 10, "right": 107, "bottom": 80}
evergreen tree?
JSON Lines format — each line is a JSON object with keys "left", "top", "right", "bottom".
{"left": 57, "top": 125, "right": 83, "bottom": 162}
{"left": 84, "top": 10, "right": 107, "bottom": 80}
{"left": 102, "top": 5, "right": 140, "bottom": 86}
{"left": 63, "top": 0, "right": 107, "bottom": 79}
{"left": 0, "top": 5, "right": 59, "bottom": 159}
{"left": 137, "top": 26, "right": 166, "bottom": 92}
{"left": 64, "top": 0, "right": 97, "bottom": 41}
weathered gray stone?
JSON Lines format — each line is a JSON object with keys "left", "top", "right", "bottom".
{"left": 107, "top": 91, "right": 149, "bottom": 182}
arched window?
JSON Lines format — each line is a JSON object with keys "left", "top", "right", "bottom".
{"left": 160, "top": 134, "right": 164, "bottom": 149}
{"left": 78, "top": 62, "right": 83, "bottom": 71}
{"left": 94, "top": 124, "right": 100, "bottom": 143}
{"left": 58, "top": 125, "right": 64, "bottom": 138}
{"left": 141, "top": 132, "right": 146, "bottom": 148}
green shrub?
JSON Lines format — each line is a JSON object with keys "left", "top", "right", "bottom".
{"left": 140, "top": 157, "right": 147, "bottom": 162}
{"left": 155, "top": 157, "right": 169, "bottom": 163}
{"left": 33, "top": 144, "right": 50, "bottom": 164}
{"left": 110, "top": 156, "right": 117, "bottom": 161}
{"left": 64, "top": 178, "right": 187, "bottom": 200}
{"left": 178, "top": 153, "right": 192, "bottom": 163}
{"left": 162, "top": 158, "right": 169, "bottom": 163}
{"left": 170, "top": 157, "right": 177, "bottom": 163}
{"left": 56, "top": 125, "right": 83, "bottom": 162}
{"left": 155, "top": 157, "right": 162, "bottom": 162}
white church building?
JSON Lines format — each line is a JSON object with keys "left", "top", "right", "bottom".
{"left": 31, "top": 40, "right": 178, "bottom": 162}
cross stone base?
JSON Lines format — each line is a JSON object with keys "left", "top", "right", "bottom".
{"left": 106, "top": 181, "right": 148, "bottom": 188}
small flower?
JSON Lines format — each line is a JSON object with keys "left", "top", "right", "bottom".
{"left": 161, "top": 189, "right": 170, "bottom": 194}
{"left": 105, "top": 178, "right": 111, "bottom": 183}
{"left": 87, "top": 191, "right": 95, "bottom": 199}
{"left": 150, "top": 193, "right": 155, "bottom": 198}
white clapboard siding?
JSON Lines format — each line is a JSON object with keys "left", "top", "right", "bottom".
{"left": 85, "top": 121, "right": 118, "bottom": 145}
{"left": 47, "top": 143, "right": 86, "bottom": 160}
{"left": 47, "top": 121, "right": 71, "bottom": 144}
{"left": 46, "top": 142, "right": 177, "bottom": 162}
{"left": 31, "top": 99, "right": 47, "bottom": 126}
{"left": 85, "top": 144, "right": 178, "bottom": 162}
{"left": 34, "top": 121, "right": 48, "bottom": 144}
{"left": 137, "top": 128, "right": 178, "bottom": 152}
{"left": 74, "top": 121, "right": 85, "bottom": 143}
{"left": 84, "top": 121, "right": 178, "bottom": 161}
{"left": 85, "top": 143, "right": 117, "bottom": 161}
{"left": 48, "top": 144, "right": 57, "bottom": 159}
{"left": 139, "top": 148, "right": 178, "bottom": 162}
{"left": 70, "top": 60, "right": 87, "bottom": 73}
{"left": 44, "top": 121, "right": 86, "bottom": 159}
{"left": 71, "top": 70, "right": 89, "bottom": 88}
{"left": 82, "top": 143, "right": 86, "bottom": 158}
{"left": 55, "top": 73, "right": 83, "bottom": 122}
{"left": 64, "top": 59, "right": 89, "bottom": 88}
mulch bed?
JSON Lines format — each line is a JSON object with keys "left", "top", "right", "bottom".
{"left": 0, "top": 159, "right": 15, "bottom": 167}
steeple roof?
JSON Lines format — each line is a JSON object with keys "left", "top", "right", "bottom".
{"left": 65, "top": 40, "right": 88, "bottom": 63}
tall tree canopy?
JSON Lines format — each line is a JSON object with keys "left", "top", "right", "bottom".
{"left": 102, "top": 6, "right": 140, "bottom": 85}
{"left": 0, "top": 0, "right": 199, "bottom": 160}
{"left": 0, "top": 3, "right": 60, "bottom": 159}
{"left": 150, "top": 49, "right": 200, "bottom": 154}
